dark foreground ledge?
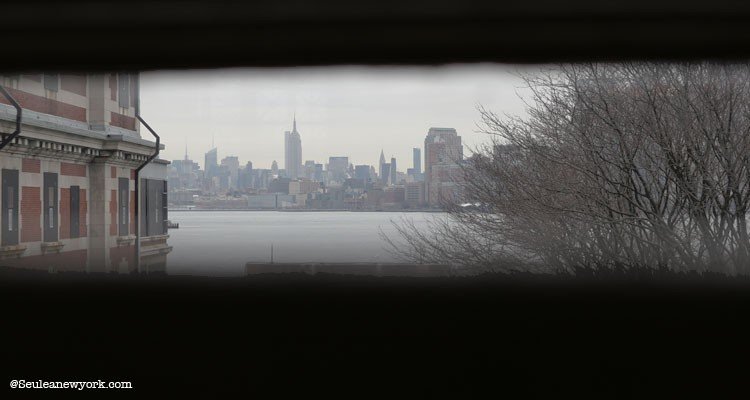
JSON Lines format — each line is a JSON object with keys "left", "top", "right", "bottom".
{"left": 2, "top": 266, "right": 750, "bottom": 397}
{"left": 6, "top": 0, "right": 750, "bottom": 70}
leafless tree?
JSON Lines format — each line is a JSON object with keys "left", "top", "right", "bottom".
{"left": 385, "top": 63, "right": 750, "bottom": 275}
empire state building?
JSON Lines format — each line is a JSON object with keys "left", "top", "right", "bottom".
{"left": 284, "top": 115, "right": 302, "bottom": 179}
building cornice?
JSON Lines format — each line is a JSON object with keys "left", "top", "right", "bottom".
{"left": 0, "top": 103, "right": 163, "bottom": 154}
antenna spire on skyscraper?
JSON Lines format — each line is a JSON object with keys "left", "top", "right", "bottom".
{"left": 293, "top": 112, "right": 297, "bottom": 133}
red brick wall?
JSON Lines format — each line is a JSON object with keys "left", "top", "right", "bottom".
{"left": 110, "top": 244, "right": 135, "bottom": 271}
{"left": 80, "top": 188, "right": 88, "bottom": 237}
{"left": 111, "top": 166, "right": 117, "bottom": 179}
{"left": 109, "top": 189, "right": 117, "bottom": 236}
{"left": 21, "top": 186, "right": 41, "bottom": 243}
{"left": 131, "top": 169, "right": 136, "bottom": 180}
{"left": 60, "top": 188, "right": 70, "bottom": 240}
{"left": 21, "top": 158, "right": 40, "bottom": 173}
{"left": 0, "top": 87, "right": 86, "bottom": 122}
{"left": 2, "top": 249, "right": 88, "bottom": 272}
{"left": 60, "top": 74, "right": 87, "bottom": 97}
{"left": 61, "top": 162, "right": 86, "bottom": 177}
{"left": 110, "top": 112, "right": 136, "bottom": 130}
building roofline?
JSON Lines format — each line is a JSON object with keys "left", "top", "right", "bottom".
{"left": 0, "top": 103, "right": 164, "bottom": 151}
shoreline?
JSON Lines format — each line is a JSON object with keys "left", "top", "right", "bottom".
{"left": 245, "top": 261, "right": 453, "bottom": 277}
{"left": 168, "top": 208, "right": 445, "bottom": 213}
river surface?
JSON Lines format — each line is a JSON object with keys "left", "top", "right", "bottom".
{"left": 166, "top": 211, "right": 444, "bottom": 276}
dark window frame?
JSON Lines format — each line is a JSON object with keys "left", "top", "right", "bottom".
{"left": 43, "top": 73, "right": 59, "bottom": 92}
{"left": 70, "top": 185, "right": 80, "bottom": 239}
{"left": 141, "top": 178, "right": 167, "bottom": 237}
{"left": 1, "top": 169, "right": 19, "bottom": 246}
{"left": 43, "top": 172, "right": 58, "bottom": 242}
{"left": 118, "top": 178, "right": 129, "bottom": 236}
{"left": 118, "top": 73, "right": 130, "bottom": 108}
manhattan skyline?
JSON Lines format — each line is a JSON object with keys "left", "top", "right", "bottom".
{"left": 139, "top": 64, "right": 533, "bottom": 169}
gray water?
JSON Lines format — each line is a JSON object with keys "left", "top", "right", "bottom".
{"left": 166, "top": 211, "right": 443, "bottom": 276}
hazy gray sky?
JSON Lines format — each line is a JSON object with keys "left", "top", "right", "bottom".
{"left": 140, "top": 64, "right": 533, "bottom": 170}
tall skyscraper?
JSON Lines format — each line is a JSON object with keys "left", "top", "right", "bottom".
{"left": 424, "top": 127, "right": 463, "bottom": 206}
{"left": 239, "top": 161, "right": 253, "bottom": 190}
{"left": 381, "top": 163, "right": 391, "bottom": 187}
{"left": 205, "top": 147, "right": 218, "bottom": 175}
{"left": 204, "top": 147, "right": 218, "bottom": 192}
{"left": 390, "top": 156, "right": 397, "bottom": 185}
{"left": 221, "top": 156, "right": 240, "bottom": 190}
{"left": 378, "top": 150, "right": 386, "bottom": 183}
{"left": 413, "top": 148, "right": 421, "bottom": 174}
{"left": 284, "top": 115, "right": 302, "bottom": 179}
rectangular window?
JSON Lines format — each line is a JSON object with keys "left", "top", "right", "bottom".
{"left": 140, "top": 179, "right": 149, "bottom": 237}
{"left": 7, "top": 186, "right": 13, "bottom": 232}
{"left": 43, "top": 74, "right": 59, "bottom": 92}
{"left": 162, "top": 180, "right": 168, "bottom": 234}
{"left": 43, "top": 172, "right": 58, "bottom": 242}
{"left": 130, "top": 75, "right": 138, "bottom": 108}
{"left": 149, "top": 178, "right": 161, "bottom": 236}
{"left": 1, "top": 170, "right": 19, "bottom": 245}
{"left": 118, "top": 178, "right": 129, "bottom": 236}
{"left": 2, "top": 74, "right": 20, "bottom": 89}
{"left": 141, "top": 178, "right": 167, "bottom": 237}
{"left": 118, "top": 73, "right": 130, "bottom": 108}
{"left": 70, "top": 186, "right": 80, "bottom": 238}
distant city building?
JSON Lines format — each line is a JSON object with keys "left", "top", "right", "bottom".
{"left": 413, "top": 147, "right": 422, "bottom": 174}
{"left": 216, "top": 164, "right": 230, "bottom": 192}
{"left": 405, "top": 181, "right": 426, "bottom": 208}
{"left": 169, "top": 151, "right": 201, "bottom": 191}
{"left": 424, "top": 127, "right": 463, "bottom": 206}
{"left": 344, "top": 178, "right": 367, "bottom": 190}
{"left": 390, "top": 156, "right": 397, "bottom": 185}
{"left": 406, "top": 168, "right": 424, "bottom": 182}
{"left": 268, "top": 177, "right": 291, "bottom": 194}
{"left": 289, "top": 179, "right": 320, "bottom": 195}
{"left": 303, "top": 160, "right": 316, "bottom": 180}
{"left": 380, "top": 163, "right": 391, "bottom": 186}
{"left": 378, "top": 150, "right": 386, "bottom": 184}
{"left": 284, "top": 115, "right": 302, "bottom": 179}
{"left": 238, "top": 161, "right": 253, "bottom": 191}
{"left": 255, "top": 169, "right": 271, "bottom": 190}
{"left": 204, "top": 147, "right": 218, "bottom": 192}
{"left": 271, "top": 160, "right": 279, "bottom": 177}
{"left": 383, "top": 185, "right": 406, "bottom": 207}
{"left": 246, "top": 193, "right": 298, "bottom": 209}
{"left": 220, "top": 156, "right": 240, "bottom": 190}
{"left": 313, "top": 163, "right": 324, "bottom": 182}
{"left": 328, "top": 156, "right": 349, "bottom": 184}
{"left": 354, "top": 165, "right": 371, "bottom": 183}
{"left": 205, "top": 147, "right": 218, "bottom": 173}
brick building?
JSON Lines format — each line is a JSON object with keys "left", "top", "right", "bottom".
{"left": 0, "top": 73, "right": 170, "bottom": 273}
{"left": 424, "top": 127, "right": 463, "bottom": 207}
{"left": 405, "top": 181, "right": 425, "bottom": 208}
